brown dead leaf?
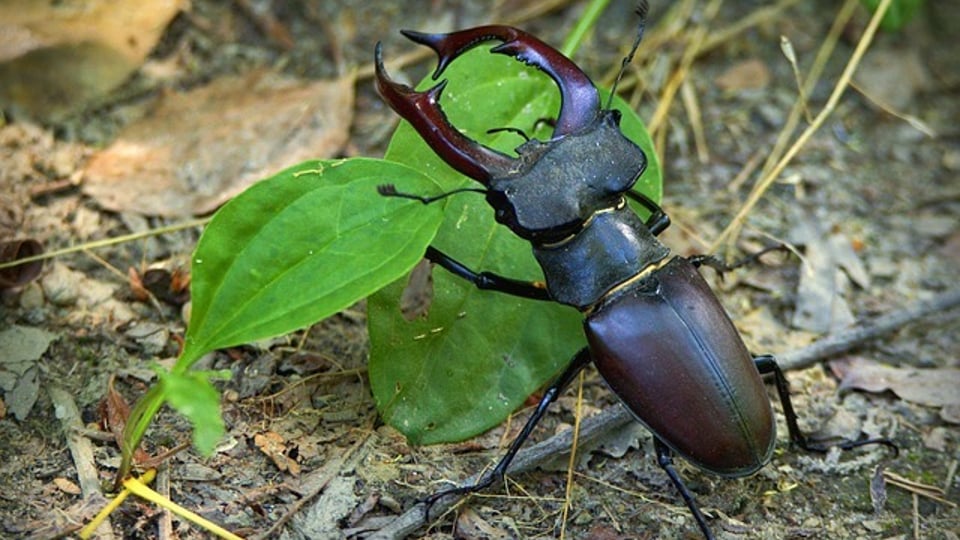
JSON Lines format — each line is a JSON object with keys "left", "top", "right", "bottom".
{"left": 127, "top": 267, "right": 150, "bottom": 303}
{"left": 99, "top": 375, "right": 152, "bottom": 466}
{"left": 789, "top": 212, "right": 870, "bottom": 333}
{"left": 855, "top": 48, "right": 930, "bottom": 110}
{"left": 400, "top": 258, "right": 434, "bottom": 321}
{"left": 456, "top": 507, "right": 513, "bottom": 540}
{"left": 83, "top": 70, "right": 355, "bottom": 217}
{"left": 0, "top": 239, "right": 43, "bottom": 289}
{"left": 831, "top": 356, "right": 960, "bottom": 409}
{"left": 53, "top": 477, "right": 82, "bottom": 496}
{"left": 254, "top": 431, "right": 301, "bottom": 475}
{"left": 715, "top": 58, "right": 770, "bottom": 92}
{"left": 0, "top": 0, "right": 186, "bottom": 121}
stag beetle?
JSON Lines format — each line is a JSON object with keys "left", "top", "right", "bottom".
{"left": 374, "top": 7, "right": 890, "bottom": 539}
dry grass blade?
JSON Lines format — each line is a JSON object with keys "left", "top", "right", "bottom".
{"left": 647, "top": 0, "right": 722, "bottom": 137}
{"left": 882, "top": 470, "right": 958, "bottom": 508}
{"left": 712, "top": 0, "right": 892, "bottom": 251}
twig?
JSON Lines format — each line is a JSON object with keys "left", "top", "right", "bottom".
{"left": 756, "top": 0, "right": 858, "bottom": 183}
{"left": 779, "top": 35, "right": 813, "bottom": 124}
{"left": 369, "top": 287, "right": 960, "bottom": 539}
{"left": 882, "top": 470, "right": 957, "bottom": 508}
{"left": 777, "top": 288, "right": 960, "bottom": 371}
{"left": 48, "top": 385, "right": 116, "bottom": 540}
{"left": 368, "top": 405, "right": 634, "bottom": 539}
{"left": 156, "top": 466, "right": 174, "bottom": 540}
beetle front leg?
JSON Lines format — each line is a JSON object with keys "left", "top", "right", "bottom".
{"left": 626, "top": 190, "right": 670, "bottom": 235}
{"left": 753, "top": 355, "right": 897, "bottom": 454}
{"left": 687, "top": 245, "right": 789, "bottom": 276}
{"left": 425, "top": 246, "right": 551, "bottom": 301}
{"left": 422, "top": 348, "right": 592, "bottom": 509}
{"left": 654, "top": 438, "right": 715, "bottom": 540}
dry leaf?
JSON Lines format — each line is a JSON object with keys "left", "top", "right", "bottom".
{"left": 789, "top": 212, "right": 869, "bottom": 333}
{"left": 83, "top": 70, "right": 355, "bottom": 217}
{"left": 254, "top": 431, "right": 301, "bottom": 475}
{"left": 98, "top": 375, "right": 153, "bottom": 466}
{"left": 831, "top": 356, "right": 960, "bottom": 409}
{"left": 456, "top": 507, "right": 513, "bottom": 540}
{"left": 0, "top": 0, "right": 186, "bottom": 121}
{"left": 0, "top": 239, "right": 43, "bottom": 289}
{"left": 0, "top": 325, "right": 57, "bottom": 420}
{"left": 53, "top": 477, "right": 82, "bottom": 496}
{"left": 400, "top": 258, "right": 434, "bottom": 321}
{"left": 715, "top": 58, "right": 770, "bottom": 92}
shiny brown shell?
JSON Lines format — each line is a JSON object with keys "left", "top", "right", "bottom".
{"left": 585, "top": 256, "right": 776, "bottom": 477}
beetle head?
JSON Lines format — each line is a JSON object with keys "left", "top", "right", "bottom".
{"left": 375, "top": 26, "right": 646, "bottom": 244}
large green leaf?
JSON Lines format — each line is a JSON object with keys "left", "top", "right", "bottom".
{"left": 181, "top": 158, "right": 443, "bottom": 369}
{"left": 860, "top": 0, "right": 923, "bottom": 31}
{"left": 368, "top": 46, "right": 662, "bottom": 444}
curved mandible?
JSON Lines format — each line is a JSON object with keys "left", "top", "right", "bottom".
{"left": 375, "top": 42, "right": 514, "bottom": 184}
{"left": 401, "top": 25, "right": 601, "bottom": 137}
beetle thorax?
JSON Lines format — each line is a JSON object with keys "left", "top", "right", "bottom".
{"left": 486, "top": 110, "right": 647, "bottom": 244}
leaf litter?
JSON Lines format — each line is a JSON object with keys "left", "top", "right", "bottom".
{"left": 83, "top": 70, "right": 355, "bottom": 217}
{"left": 1, "top": 1, "right": 959, "bottom": 538}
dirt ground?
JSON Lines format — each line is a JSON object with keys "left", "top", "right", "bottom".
{"left": 1, "top": 1, "right": 958, "bottom": 539}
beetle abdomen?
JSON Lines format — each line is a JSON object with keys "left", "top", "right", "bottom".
{"left": 585, "top": 256, "right": 775, "bottom": 477}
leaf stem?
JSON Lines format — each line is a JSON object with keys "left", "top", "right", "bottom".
{"left": 560, "top": 0, "right": 612, "bottom": 57}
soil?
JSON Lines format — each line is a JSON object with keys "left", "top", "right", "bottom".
{"left": 1, "top": 1, "right": 958, "bottom": 539}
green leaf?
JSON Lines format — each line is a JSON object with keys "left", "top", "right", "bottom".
{"left": 119, "top": 382, "right": 165, "bottom": 482}
{"left": 159, "top": 369, "right": 231, "bottom": 455}
{"left": 860, "top": 0, "right": 924, "bottom": 31}
{"left": 368, "top": 46, "right": 662, "bottom": 444}
{"left": 181, "top": 158, "right": 444, "bottom": 370}
{"left": 118, "top": 157, "right": 444, "bottom": 475}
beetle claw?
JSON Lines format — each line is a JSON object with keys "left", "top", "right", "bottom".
{"left": 374, "top": 25, "right": 604, "bottom": 184}
{"left": 398, "top": 26, "right": 600, "bottom": 137}
{"left": 375, "top": 42, "right": 514, "bottom": 183}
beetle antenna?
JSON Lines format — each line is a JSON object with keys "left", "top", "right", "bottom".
{"left": 605, "top": 0, "right": 649, "bottom": 110}
{"left": 486, "top": 126, "right": 531, "bottom": 142}
{"left": 377, "top": 184, "right": 487, "bottom": 205}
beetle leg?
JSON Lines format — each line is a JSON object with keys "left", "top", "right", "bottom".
{"left": 626, "top": 190, "right": 671, "bottom": 235}
{"left": 688, "top": 245, "right": 789, "bottom": 276}
{"left": 400, "top": 26, "right": 600, "bottom": 137}
{"left": 375, "top": 43, "right": 515, "bottom": 184}
{"left": 425, "top": 246, "right": 551, "bottom": 301}
{"left": 654, "top": 438, "right": 715, "bottom": 540}
{"left": 753, "top": 355, "right": 898, "bottom": 454}
{"left": 377, "top": 183, "right": 487, "bottom": 205}
{"left": 422, "top": 348, "right": 592, "bottom": 511}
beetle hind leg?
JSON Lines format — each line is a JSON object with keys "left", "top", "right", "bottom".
{"left": 654, "top": 438, "right": 716, "bottom": 540}
{"left": 420, "top": 349, "right": 592, "bottom": 519}
{"left": 753, "top": 355, "right": 898, "bottom": 455}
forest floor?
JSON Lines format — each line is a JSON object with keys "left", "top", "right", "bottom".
{"left": 0, "top": 1, "right": 958, "bottom": 539}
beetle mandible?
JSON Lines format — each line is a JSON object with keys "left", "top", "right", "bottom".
{"left": 373, "top": 6, "right": 890, "bottom": 539}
